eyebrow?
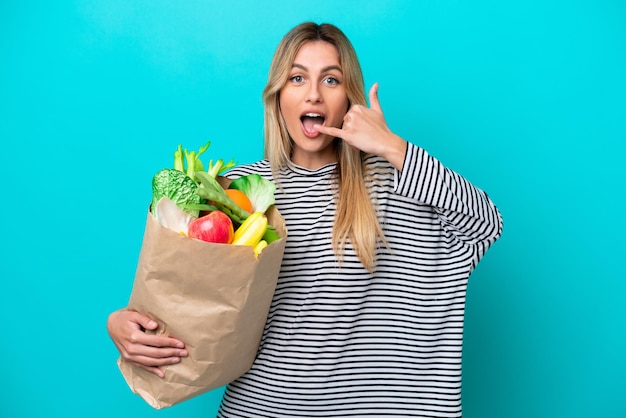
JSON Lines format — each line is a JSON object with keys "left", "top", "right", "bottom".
{"left": 291, "top": 63, "right": 343, "bottom": 73}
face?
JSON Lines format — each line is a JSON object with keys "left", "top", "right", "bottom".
{"left": 279, "top": 41, "right": 349, "bottom": 169}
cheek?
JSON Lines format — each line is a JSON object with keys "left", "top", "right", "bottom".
{"left": 279, "top": 93, "right": 297, "bottom": 121}
{"left": 333, "top": 101, "right": 350, "bottom": 125}
{"left": 334, "top": 94, "right": 350, "bottom": 118}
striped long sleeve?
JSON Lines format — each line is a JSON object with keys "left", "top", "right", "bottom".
{"left": 217, "top": 142, "right": 503, "bottom": 418}
{"left": 393, "top": 143, "right": 502, "bottom": 267}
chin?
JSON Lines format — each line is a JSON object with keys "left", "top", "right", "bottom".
{"left": 294, "top": 135, "right": 335, "bottom": 150}
{"left": 290, "top": 135, "right": 338, "bottom": 164}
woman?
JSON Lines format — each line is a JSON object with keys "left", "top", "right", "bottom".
{"left": 108, "top": 22, "right": 503, "bottom": 417}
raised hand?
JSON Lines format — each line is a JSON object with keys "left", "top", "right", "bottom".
{"left": 315, "top": 83, "right": 407, "bottom": 170}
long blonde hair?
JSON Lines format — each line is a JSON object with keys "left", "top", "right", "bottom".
{"left": 263, "top": 22, "right": 385, "bottom": 272}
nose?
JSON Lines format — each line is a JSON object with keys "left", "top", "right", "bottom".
{"left": 306, "top": 83, "right": 322, "bottom": 103}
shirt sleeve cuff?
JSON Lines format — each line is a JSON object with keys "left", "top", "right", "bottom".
{"left": 394, "top": 142, "right": 429, "bottom": 199}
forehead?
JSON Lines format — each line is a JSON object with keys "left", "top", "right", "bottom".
{"left": 292, "top": 41, "right": 341, "bottom": 68}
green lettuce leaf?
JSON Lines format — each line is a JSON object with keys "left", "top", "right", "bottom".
{"left": 151, "top": 168, "right": 202, "bottom": 217}
{"left": 228, "top": 173, "right": 276, "bottom": 213}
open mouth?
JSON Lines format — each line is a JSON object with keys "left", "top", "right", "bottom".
{"left": 300, "top": 113, "right": 325, "bottom": 137}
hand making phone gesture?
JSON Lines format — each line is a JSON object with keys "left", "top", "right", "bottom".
{"left": 315, "top": 83, "right": 407, "bottom": 170}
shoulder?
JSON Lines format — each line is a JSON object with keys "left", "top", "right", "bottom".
{"left": 224, "top": 160, "right": 272, "bottom": 180}
{"left": 363, "top": 153, "right": 396, "bottom": 184}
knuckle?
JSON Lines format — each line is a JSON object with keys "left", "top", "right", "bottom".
{"left": 127, "top": 330, "right": 143, "bottom": 344}
{"left": 123, "top": 344, "right": 138, "bottom": 356}
{"left": 120, "top": 350, "right": 133, "bottom": 361}
{"left": 143, "top": 357, "right": 159, "bottom": 366}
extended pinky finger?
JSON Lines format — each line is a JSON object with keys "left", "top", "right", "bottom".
{"left": 134, "top": 362, "right": 166, "bottom": 378}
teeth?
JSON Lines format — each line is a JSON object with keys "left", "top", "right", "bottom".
{"left": 304, "top": 113, "right": 323, "bottom": 118}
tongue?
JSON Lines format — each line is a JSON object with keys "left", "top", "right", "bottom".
{"left": 302, "top": 117, "right": 323, "bottom": 135}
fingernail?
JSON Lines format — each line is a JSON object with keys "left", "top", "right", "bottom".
{"left": 180, "top": 350, "right": 188, "bottom": 356}
{"left": 171, "top": 357, "right": 180, "bottom": 364}
{"left": 148, "top": 321, "right": 157, "bottom": 328}
{"left": 176, "top": 342, "right": 184, "bottom": 348}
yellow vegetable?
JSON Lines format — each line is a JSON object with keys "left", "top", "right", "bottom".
{"left": 232, "top": 212, "right": 267, "bottom": 247}
{"left": 253, "top": 240, "right": 268, "bottom": 256}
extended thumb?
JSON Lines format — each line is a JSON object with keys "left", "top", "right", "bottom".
{"left": 369, "top": 82, "right": 382, "bottom": 113}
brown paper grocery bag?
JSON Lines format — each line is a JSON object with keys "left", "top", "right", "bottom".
{"left": 117, "top": 205, "right": 286, "bottom": 409}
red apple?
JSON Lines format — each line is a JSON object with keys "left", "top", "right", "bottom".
{"left": 187, "top": 210, "right": 234, "bottom": 244}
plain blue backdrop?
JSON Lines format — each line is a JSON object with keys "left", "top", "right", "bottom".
{"left": 1, "top": 1, "right": 624, "bottom": 417}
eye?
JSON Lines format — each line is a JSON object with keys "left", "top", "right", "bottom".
{"left": 289, "top": 75, "right": 304, "bottom": 84}
{"left": 323, "top": 76, "right": 340, "bottom": 86}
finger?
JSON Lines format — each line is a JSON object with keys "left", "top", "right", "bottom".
{"left": 125, "top": 312, "right": 184, "bottom": 347}
{"left": 127, "top": 311, "right": 159, "bottom": 331}
{"left": 130, "top": 331, "right": 186, "bottom": 350}
{"left": 144, "top": 365, "right": 165, "bottom": 379}
{"left": 130, "top": 351, "right": 185, "bottom": 367}
{"left": 368, "top": 82, "right": 383, "bottom": 114}
{"left": 124, "top": 360, "right": 166, "bottom": 378}
{"left": 130, "top": 362, "right": 166, "bottom": 378}
{"left": 314, "top": 124, "right": 344, "bottom": 138}
{"left": 121, "top": 343, "right": 188, "bottom": 365}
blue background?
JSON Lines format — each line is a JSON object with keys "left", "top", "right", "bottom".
{"left": 2, "top": 1, "right": 624, "bottom": 417}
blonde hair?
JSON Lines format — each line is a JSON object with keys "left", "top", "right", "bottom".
{"left": 263, "top": 22, "right": 385, "bottom": 272}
